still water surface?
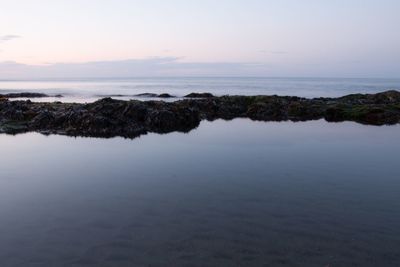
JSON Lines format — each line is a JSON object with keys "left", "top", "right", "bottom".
{"left": 0, "top": 119, "right": 399, "bottom": 266}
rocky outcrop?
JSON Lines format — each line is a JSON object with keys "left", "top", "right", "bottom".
{"left": 158, "top": 93, "right": 174, "bottom": 98}
{"left": 135, "top": 93, "right": 175, "bottom": 98}
{"left": 97, "top": 93, "right": 176, "bottom": 98}
{"left": 0, "top": 93, "right": 63, "bottom": 98}
{"left": 185, "top": 93, "right": 214, "bottom": 98}
{"left": 1, "top": 90, "right": 399, "bottom": 138}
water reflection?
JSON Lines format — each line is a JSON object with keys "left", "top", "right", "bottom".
{"left": 0, "top": 119, "right": 399, "bottom": 266}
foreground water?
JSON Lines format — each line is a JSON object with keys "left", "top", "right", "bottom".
{"left": 0, "top": 119, "right": 399, "bottom": 267}
{"left": 1, "top": 77, "right": 400, "bottom": 102}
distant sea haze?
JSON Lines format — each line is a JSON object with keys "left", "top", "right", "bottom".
{"left": 1, "top": 77, "right": 400, "bottom": 103}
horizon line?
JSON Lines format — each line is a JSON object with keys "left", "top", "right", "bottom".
{"left": 1, "top": 76, "right": 400, "bottom": 82}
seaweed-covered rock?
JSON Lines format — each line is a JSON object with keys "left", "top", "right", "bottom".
{"left": 0, "top": 90, "right": 399, "bottom": 138}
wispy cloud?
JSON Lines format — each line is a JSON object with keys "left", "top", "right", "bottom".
{"left": 0, "top": 57, "right": 271, "bottom": 79}
{"left": 0, "top": 35, "right": 21, "bottom": 43}
{"left": 2, "top": 57, "right": 394, "bottom": 79}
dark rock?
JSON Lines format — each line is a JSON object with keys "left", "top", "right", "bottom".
{"left": 135, "top": 93, "right": 175, "bottom": 98}
{"left": 325, "top": 106, "right": 346, "bottom": 122}
{"left": 135, "top": 93, "right": 158, "bottom": 98}
{"left": 0, "top": 92, "right": 64, "bottom": 98}
{"left": 0, "top": 90, "right": 399, "bottom": 138}
{"left": 96, "top": 94, "right": 126, "bottom": 97}
{"left": 158, "top": 93, "right": 174, "bottom": 98}
{"left": 185, "top": 93, "right": 214, "bottom": 98}
{"left": 98, "top": 93, "right": 175, "bottom": 99}
{"left": 1, "top": 93, "right": 49, "bottom": 98}
{"left": 31, "top": 110, "right": 55, "bottom": 126}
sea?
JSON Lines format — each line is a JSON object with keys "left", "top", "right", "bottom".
{"left": 0, "top": 77, "right": 400, "bottom": 102}
{"left": 0, "top": 77, "right": 399, "bottom": 266}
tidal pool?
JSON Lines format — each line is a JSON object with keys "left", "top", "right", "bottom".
{"left": 0, "top": 119, "right": 399, "bottom": 266}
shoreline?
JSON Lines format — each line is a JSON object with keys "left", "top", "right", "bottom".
{"left": 1, "top": 90, "right": 400, "bottom": 138}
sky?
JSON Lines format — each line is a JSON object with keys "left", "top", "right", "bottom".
{"left": 0, "top": 0, "right": 399, "bottom": 78}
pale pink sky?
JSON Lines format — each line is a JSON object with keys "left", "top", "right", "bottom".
{"left": 0, "top": 0, "right": 399, "bottom": 77}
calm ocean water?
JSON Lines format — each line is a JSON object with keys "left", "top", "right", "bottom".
{"left": 1, "top": 77, "right": 400, "bottom": 266}
{"left": 1, "top": 77, "right": 400, "bottom": 102}
{"left": 0, "top": 119, "right": 399, "bottom": 266}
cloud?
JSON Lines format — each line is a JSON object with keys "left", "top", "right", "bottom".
{"left": 0, "top": 35, "right": 21, "bottom": 43}
{"left": 1, "top": 57, "right": 397, "bottom": 79}
{"left": 0, "top": 57, "right": 271, "bottom": 79}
